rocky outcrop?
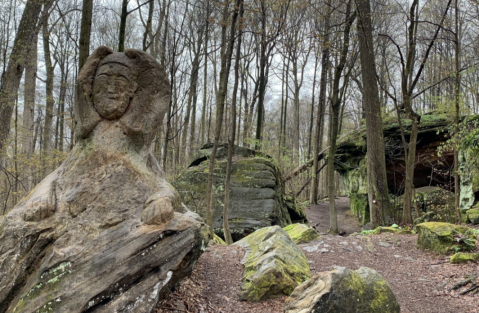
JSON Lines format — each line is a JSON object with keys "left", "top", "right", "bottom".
{"left": 416, "top": 222, "right": 476, "bottom": 254}
{"left": 234, "top": 226, "right": 310, "bottom": 302}
{"left": 0, "top": 47, "right": 209, "bottom": 313}
{"left": 173, "top": 144, "right": 305, "bottom": 239}
{"left": 283, "top": 224, "right": 320, "bottom": 244}
{"left": 335, "top": 114, "right": 479, "bottom": 224}
{"left": 284, "top": 267, "right": 400, "bottom": 313}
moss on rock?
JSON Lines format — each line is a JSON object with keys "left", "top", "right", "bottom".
{"left": 466, "top": 209, "right": 479, "bottom": 225}
{"left": 283, "top": 223, "right": 320, "bottom": 244}
{"left": 450, "top": 252, "right": 479, "bottom": 263}
{"left": 234, "top": 226, "right": 310, "bottom": 302}
{"left": 377, "top": 227, "right": 412, "bottom": 235}
{"left": 416, "top": 222, "right": 476, "bottom": 254}
{"left": 284, "top": 267, "right": 400, "bottom": 313}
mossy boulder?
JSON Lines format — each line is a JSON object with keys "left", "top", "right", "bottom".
{"left": 416, "top": 222, "right": 477, "bottom": 254}
{"left": 283, "top": 223, "right": 320, "bottom": 244}
{"left": 234, "top": 226, "right": 310, "bottom": 302}
{"left": 284, "top": 267, "right": 400, "bottom": 313}
{"left": 173, "top": 144, "right": 305, "bottom": 240}
{"left": 466, "top": 209, "right": 479, "bottom": 224}
{"left": 450, "top": 252, "right": 479, "bottom": 263}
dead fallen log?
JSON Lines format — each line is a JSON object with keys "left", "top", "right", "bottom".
{"left": 295, "top": 163, "right": 327, "bottom": 197}
{"left": 285, "top": 147, "right": 328, "bottom": 182}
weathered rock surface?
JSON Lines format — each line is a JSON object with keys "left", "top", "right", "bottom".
{"left": 0, "top": 47, "right": 209, "bottom": 313}
{"left": 173, "top": 144, "right": 306, "bottom": 239}
{"left": 416, "top": 222, "right": 476, "bottom": 254}
{"left": 283, "top": 223, "right": 320, "bottom": 244}
{"left": 284, "top": 266, "right": 400, "bottom": 313}
{"left": 234, "top": 226, "right": 310, "bottom": 302}
{"left": 450, "top": 252, "right": 479, "bottom": 263}
{"left": 466, "top": 208, "right": 479, "bottom": 224}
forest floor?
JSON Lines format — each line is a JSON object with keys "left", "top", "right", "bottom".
{"left": 156, "top": 197, "right": 479, "bottom": 313}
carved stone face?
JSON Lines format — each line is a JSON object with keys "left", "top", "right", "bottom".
{"left": 92, "top": 63, "right": 137, "bottom": 120}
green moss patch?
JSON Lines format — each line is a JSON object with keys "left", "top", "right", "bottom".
{"left": 283, "top": 223, "right": 320, "bottom": 244}
{"left": 467, "top": 209, "right": 479, "bottom": 225}
{"left": 235, "top": 226, "right": 310, "bottom": 302}
{"left": 450, "top": 252, "right": 479, "bottom": 263}
{"left": 416, "top": 222, "right": 476, "bottom": 254}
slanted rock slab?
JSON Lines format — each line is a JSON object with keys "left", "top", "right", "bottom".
{"left": 234, "top": 226, "right": 310, "bottom": 302}
{"left": 283, "top": 223, "right": 320, "bottom": 244}
{"left": 416, "top": 222, "right": 476, "bottom": 254}
{"left": 284, "top": 266, "right": 400, "bottom": 313}
{"left": 450, "top": 252, "right": 479, "bottom": 263}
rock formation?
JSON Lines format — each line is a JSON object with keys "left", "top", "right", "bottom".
{"left": 234, "top": 226, "right": 310, "bottom": 302}
{"left": 0, "top": 46, "right": 208, "bottom": 313}
{"left": 284, "top": 267, "right": 400, "bottom": 313}
{"left": 173, "top": 144, "right": 307, "bottom": 240}
{"left": 416, "top": 222, "right": 476, "bottom": 254}
{"left": 283, "top": 224, "right": 320, "bottom": 244}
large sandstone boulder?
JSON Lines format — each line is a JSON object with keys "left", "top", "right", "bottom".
{"left": 173, "top": 144, "right": 306, "bottom": 239}
{"left": 416, "top": 222, "right": 476, "bottom": 254}
{"left": 0, "top": 47, "right": 209, "bottom": 313}
{"left": 234, "top": 226, "right": 310, "bottom": 302}
{"left": 283, "top": 223, "right": 320, "bottom": 244}
{"left": 284, "top": 267, "right": 400, "bottom": 313}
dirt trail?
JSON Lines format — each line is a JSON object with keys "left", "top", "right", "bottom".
{"left": 157, "top": 198, "right": 479, "bottom": 313}
{"left": 307, "top": 196, "right": 362, "bottom": 235}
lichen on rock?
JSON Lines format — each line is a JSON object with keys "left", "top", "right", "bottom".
{"left": 416, "top": 222, "right": 476, "bottom": 254}
{"left": 450, "top": 252, "right": 479, "bottom": 263}
{"left": 234, "top": 226, "right": 310, "bottom": 302}
{"left": 283, "top": 223, "right": 320, "bottom": 244}
{"left": 284, "top": 266, "right": 400, "bottom": 313}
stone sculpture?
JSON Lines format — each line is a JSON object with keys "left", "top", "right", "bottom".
{"left": 0, "top": 46, "right": 208, "bottom": 313}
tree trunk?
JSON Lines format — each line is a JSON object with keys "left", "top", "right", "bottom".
{"left": 42, "top": 10, "right": 55, "bottom": 155}
{"left": 356, "top": 0, "right": 391, "bottom": 226}
{"left": 310, "top": 1, "right": 331, "bottom": 205}
{"left": 223, "top": 0, "right": 244, "bottom": 245}
{"left": 206, "top": 0, "right": 240, "bottom": 236}
{"left": 327, "top": 0, "right": 355, "bottom": 233}
{"left": 118, "top": 0, "right": 129, "bottom": 52}
{"left": 79, "top": 0, "right": 93, "bottom": 70}
{"left": 22, "top": 32, "right": 38, "bottom": 190}
{"left": 0, "top": 0, "right": 49, "bottom": 154}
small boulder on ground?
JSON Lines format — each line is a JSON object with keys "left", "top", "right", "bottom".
{"left": 416, "top": 222, "right": 477, "bottom": 254}
{"left": 234, "top": 226, "right": 310, "bottom": 302}
{"left": 450, "top": 252, "right": 479, "bottom": 263}
{"left": 284, "top": 266, "right": 400, "bottom": 313}
{"left": 283, "top": 223, "right": 320, "bottom": 244}
{"left": 466, "top": 209, "right": 479, "bottom": 224}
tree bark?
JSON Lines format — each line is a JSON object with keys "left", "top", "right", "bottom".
{"left": 79, "top": 0, "right": 93, "bottom": 70}
{"left": 223, "top": 0, "right": 244, "bottom": 245}
{"left": 327, "top": 0, "right": 355, "bottom": 233}
{"left": 206, "top": 0, "right": 240, "bottom": 236}
{"left": 356, "top": 0, "right": 391, "bottom": 226}
{"left": 310, "top": 0, "right": 331, "bottom": 205}
{"left": 0, "top": 0, "right": 49, "bottom": 154}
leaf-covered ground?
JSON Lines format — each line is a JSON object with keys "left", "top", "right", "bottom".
{"left": 156, "top": 197, "right": 479, "bottom": 313}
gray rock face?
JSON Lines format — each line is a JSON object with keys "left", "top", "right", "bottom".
{"left": 173, "top": 144, "right": 305, "bottom": 239}
{"left": 0, "top": 47, "right": 208, "bottom": 313}
{"left": 284, "top": 267, "right": 400, "bottom": 313}
{"left": 234, "top": 226, "right": 310, "bottom": 302}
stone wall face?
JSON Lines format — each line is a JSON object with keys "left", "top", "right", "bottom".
{"left": 173, "top": 145, "right": 305, "bottom": 240}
